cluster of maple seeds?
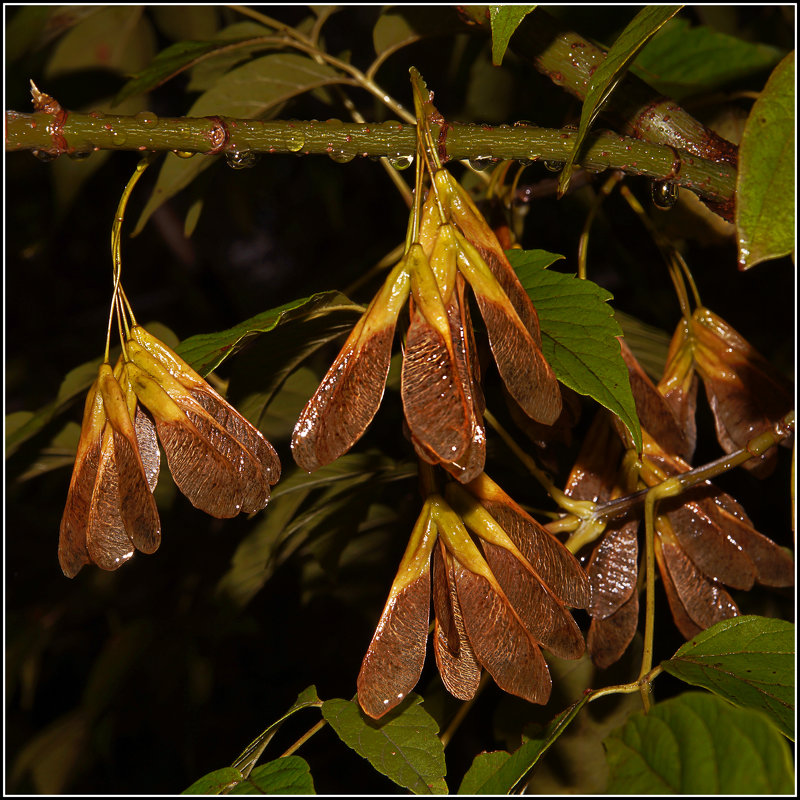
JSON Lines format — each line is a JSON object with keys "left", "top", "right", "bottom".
{"left": 59, "top": 72, "right": 793, "bottom": 723}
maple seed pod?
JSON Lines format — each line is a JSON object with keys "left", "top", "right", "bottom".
{"left": 357, "top": 505, "right": 437, "bottom": 719}
{"left": 292, "top": 258, "right": 411, "bottom": 472}
{"left": 58, "top": 363, "right": 162, "bottom": 578}
{"left": 690, "top": 308, "right": 793, "bottom": 478}
{"left": 127, "top": 327, "right": 280, "bottom": 517}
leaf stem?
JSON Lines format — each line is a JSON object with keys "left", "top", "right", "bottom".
{"left": 280, "top": 718, "right": 328, "bottom": 758}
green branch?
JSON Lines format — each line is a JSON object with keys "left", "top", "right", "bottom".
{"left": 5, "top": 107, "right": 736, "bottom": 208}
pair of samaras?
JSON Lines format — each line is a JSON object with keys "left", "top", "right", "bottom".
{"left": 357, "top": 473, "right": 590, "bottom": 719}
{"left": 59, "top": 326, "right": 280, "bottom": 577}
{"left": 292, "top": 167, "right": 561, "bottom": 480}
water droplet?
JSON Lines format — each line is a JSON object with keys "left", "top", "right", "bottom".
{"left": 287, "top": 133, "right": 305, "bottom": 152}
{"left": 543, "top": 160, "right": 564, "bottom": 172}
{"left": 32, "top": 149, "right": 56, "bottom": 162}
{"left": 327, "top": 148, "right": 356, "bottom": 164}
{"left": 172, "top": 150, "right": 195, "bottom": 159}
{"left": 225, "top": 150, "right": 260, "bottom": 169}
{"left": 67, "top": 150, "right": 92, "bottom": 161}
{"left": 135, "top": 110, "right": 159, "bottom": 127}
{"left": 468, "top": 156, "right": 493, "bottom": 172}
{"left": 651, "top": 180, "right": 679, "bottom": 209}
{"left": 388, "top": 154, "right": 414, "bottom": 171}
{"left": 110, "top": 129, "right": 127, "bottom": 147}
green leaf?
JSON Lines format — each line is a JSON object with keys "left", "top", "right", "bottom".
{"left": 133, "top": 53, "right": 344, "bottom": 234}
{"left": 736, "top": 51, "right": 795, "bottom": 268}
{"left": 176, "top": 290, "right": 362, "bottom": 376}
{"left": 457, "top": 696, "right": 587, "bottom": 794}
{"left": 183, "top": 767, "right": 244, "bottom": 794}
{"left": 604, "top": 691, "right": 794, "bottom": 794}
{"left": 458, "top": 751, "right": 512, "bottom": 794}
{"left": 231, "top": 686, "right": 322, "bottom": 776}
{"left": 558, "top": 5, "right": 682, "bottom": 195}
{"left": 43, "top": 6, "right": 157, "bottom": 80}
{"left": 509, "top": 249, "right": 642, "bottom": 452}
{"left": 632, "top": 19, "right": 785, "bottom": 101}
{"left": 229, "top": 757, "right": 315, "bottom": 794}
{"left": 489, "top": 6, "right": 537, "bottom": 66}
{"left": 372, "top": 7, "right": 459, "bottom": 60}
{"left": 321, "top": 695, "right": 447, "bottom": 794}
{"left": 660, "top": 615, "right": 794, "bottom": 739}
{"left": 216, "top": 454, "right": 414, "bottom": 608}
{"left": 114, "top": 40, "right": 220, "bottom": 105}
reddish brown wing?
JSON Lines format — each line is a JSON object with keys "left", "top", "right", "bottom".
{"left": 401, "top": 295, "right": 472, "bottom": 464}
{"left": 467, "top": 474, "right": 590, "bottom": 610}
{"left": 432, "top": 542, "right": 482, "bottom": 700}
{"left": 587, "top": 590, "right": 640, "bottom": 669}
{"left": 357, "top": 563, "right": 431, "bottom": 719}
{"left": 656, "top": 521, "right": 739, "bottom": 636}
{"left": 451, "top": 555, "right": 552, "bottom": 705}
{"left": 480, "top": 539, "right": 585, "bottom": 660}
{"left": 85, "top": 425, "right": 135, "bottom": 571}
{"left": 59, "top": 390, "right": 105, "bottom": 577}
{"left": 587, "top": 520, "right": 639, "bottom": 620}
{"left": 293, "top": 310, "right": 399, "bottom": 473}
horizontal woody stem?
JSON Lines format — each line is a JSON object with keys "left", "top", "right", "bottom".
{"left": 5, "top": 109, "right": 736, "bottom": 208}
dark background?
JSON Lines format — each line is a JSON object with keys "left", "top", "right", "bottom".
{"left": 5, "top": 5, "right": 794, "bottom": 794}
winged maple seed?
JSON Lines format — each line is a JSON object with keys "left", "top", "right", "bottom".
{"left": 125, "top": 325, "right": 281, "bottom": 518}
{"left": 357, "top": 471, "right": 589, "bottom": 719}
{"left": 59, "top": 360, "right": 161, "bottom": 578}
{"left": 565, "top": 340, "right": 793, "bottom": 667}
{"left": 660, "top": 307, "right": 793, "bottom": 478}
{"left": 59, "top": 325, "right": 281, "bottom": 577}
{"left": 292, "top": 170, "right": 561, "bottom": 480}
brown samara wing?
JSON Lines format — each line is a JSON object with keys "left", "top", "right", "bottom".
{"left": 663, "top": 493, "right": 757, "bottom": 591}
{"left": 357, "top": 507, "right": 436, "bottom": 719}
{"left": 587, "top": 520, "right": 639, "bottom": 621}
{"left": 432, "top": 541, "right": 482, "bottom": 701}
{"left": 100, "top": 364, "right": 161, "bottom": 556}
{"left": 480, "top": 539, "right": 585, "bottom": 660}
{"left": 656, "top": 317, "right": 698, "bottom": 461}
{"left": 656, "top": 518, "right": 739, "bottom": 636}
{"left": 451, "top": 228, "right": 562, "bottom": 426}
{"left": 130, "top": 325, "right": 279, "bottom": 489}
{"left": 618, "top": 338, "right": 694, "bottom": 461}
{"left": 434, "top": 168, "right": 545, "bottom": 348}
{"left": 691, "top": 308, "right": 793, "bottom": 478}
{"left": 402, "top": 292, "right": 472, "bottom": 465}
{"left": 59, "top": 378, "right": 105, "bottom": 578}
{"left": 84, "top": 424, "right": 135, "bottom": 572}
{"left": 466, "top": 473, "right": 590, "bottom": 610}
{"left": 587, "top": 589, "right": 640, "bottom": 669}
{"left": 451, "top": 556, "right": 552, "bottom": 705}
{"left": 564, "top": 410, "right": 623, "bottom": 504}
{"left": 127, "top": 360, "right": 269, "bottom": 518}
{"left": 292, "top": 259, "right": 411, "bottom": 472}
